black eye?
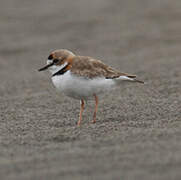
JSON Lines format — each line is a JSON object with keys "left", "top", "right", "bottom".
{"left": 48, "top": 54, "right": 53, "bottom": 60}
{"left": 53, "top": 59, "right": 59, "bottom": 63}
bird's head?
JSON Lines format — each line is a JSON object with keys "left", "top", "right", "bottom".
{"left": 38, "top": 49, "right": 75, "bottom": 75}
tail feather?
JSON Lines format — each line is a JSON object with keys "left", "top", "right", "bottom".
{"left": 132, "top": 78, "right": 144, "bottom": 84}
{"left": 115, "top": 75, "right": 144, "bottom": 84}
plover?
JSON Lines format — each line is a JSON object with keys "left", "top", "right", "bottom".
{"left": 38, "top": 49, "right": 144, "bottom": 125}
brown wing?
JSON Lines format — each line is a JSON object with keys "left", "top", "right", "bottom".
{"left": 70, "top": 56, "right": 136, "bottom": 79}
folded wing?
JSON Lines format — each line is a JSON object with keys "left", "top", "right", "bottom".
{"left": 71, "top": 56, "right": 144, "bottom": 83}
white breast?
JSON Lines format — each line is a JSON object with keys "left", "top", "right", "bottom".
{"left": 51, "top": 71, "right": 116, "bottom": 100}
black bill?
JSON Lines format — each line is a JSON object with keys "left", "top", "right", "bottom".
{"left": 38, "top": 62, "right": 54, "bottom": 71}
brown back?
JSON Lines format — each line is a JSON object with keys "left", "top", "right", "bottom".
{"left": 70, "top": 56, "right": 136, "bottom": 79}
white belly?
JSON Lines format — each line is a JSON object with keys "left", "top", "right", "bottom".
{"left": 51, "top": 71, "right": 116, "bottom": 100}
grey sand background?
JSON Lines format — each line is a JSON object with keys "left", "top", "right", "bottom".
{"left": 0, "top": 0, "right": 181, "bottom": 179}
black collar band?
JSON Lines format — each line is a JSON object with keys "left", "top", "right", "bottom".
{"left": 52, "top": 64, "right": 69, "bottom": 77}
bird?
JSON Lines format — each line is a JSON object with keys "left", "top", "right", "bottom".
{"left": 38, "top": 49, "right": 144, "bottom": 126}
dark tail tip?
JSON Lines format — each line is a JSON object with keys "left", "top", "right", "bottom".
{"left": 134, "top": 78, "right": 144, "bottom": 84}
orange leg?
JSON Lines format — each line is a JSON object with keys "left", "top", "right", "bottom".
{"left": 77, "top": 99, "right": 85, "bottom": 126}
{"left": 92, "top": 94, "right": 98, "bottom": 123}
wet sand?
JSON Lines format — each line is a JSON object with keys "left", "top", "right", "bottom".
{"left": 0, "top": 0, "right": 181, "bottom": 179}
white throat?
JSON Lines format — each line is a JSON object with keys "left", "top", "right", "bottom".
{"left": 47, "top": 60, "right": 68, "bottom": 75}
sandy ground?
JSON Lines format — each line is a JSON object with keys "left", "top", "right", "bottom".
{"left": 0, "top": 0, "right": 181, "bottom": 179}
